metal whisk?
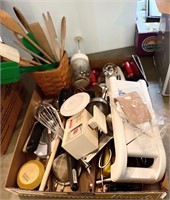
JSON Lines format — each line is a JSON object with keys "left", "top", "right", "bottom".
{"left": 34, "top": 102, "right": 64, "bottom": 140}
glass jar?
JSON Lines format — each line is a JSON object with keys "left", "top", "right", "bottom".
{"left": 71, "top": 53, "right": 91, "bottom": 88}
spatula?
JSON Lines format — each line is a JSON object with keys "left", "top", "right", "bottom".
{"left": 0, "top": 41, "right": 19, "bottom": 63}
{"left": 0, "top": 42, "right": 40, "bottom": 66}
{"left": 12, "top": 7, "right": 49, "bottom": 63}
{"left": 0, "top": 9, "right": 53, "bottom": 63}
{"left": 29, "top": 22, "right": 55, "bottom": 61}
{"left": 1, "top": 61, "right": 59, "bottom": 84}
{"left": 42, "top": 12, "right": 61, "bottom": 62}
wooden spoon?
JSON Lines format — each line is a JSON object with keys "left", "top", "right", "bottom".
{"left": 0, "top": 9, "right": 53, "bottom": 63}
{"left": 60, "top": 16, "right": 66, "bottom": 59}
{"left": 39, "top": 137, "right": 60, "bottom": 191}
{"left": 13, "top": 7, "right": 32, "bottom": 33}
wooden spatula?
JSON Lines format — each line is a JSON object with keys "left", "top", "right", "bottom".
{"left": 42, "top": 12, "right": 61, "bottom": 62}
{"left": 29, "top": 22, "right": 55, "bottom": 61}
{"left": 0, "top": 42, "right": 40, "bottom": 66}
{"left": 0, "top": 42, "right": 20, "bottom": 63}
{"left": 0, "top": 9, "right": 53, "bottom": 63}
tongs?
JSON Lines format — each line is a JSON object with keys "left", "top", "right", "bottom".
{"left": 131, "top": 55, "right": 148, "bottom": 86}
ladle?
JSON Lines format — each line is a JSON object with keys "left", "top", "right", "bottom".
{"left": 0, "top": 9, "right": 53, "bottom": 62}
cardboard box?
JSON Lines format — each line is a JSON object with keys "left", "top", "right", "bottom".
{"left": 0, "top": 81, "right": 25, "bottom": 155}
{"left": 5, "top": 90, "right": 168, "bottom": 198}
{"left": 134, "top": 22, "right": 159, "bottom": 56}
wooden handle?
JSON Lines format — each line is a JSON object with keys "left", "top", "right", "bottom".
{"left": 14, "top": 40, "right": 51, "bottom": 64}
{"left": 19, "top": 60, "right": 33, "bottom": 67}
{"left": 39, "top": 137, "right": 60, "bottom": 191}
{"left": 24, "top": 34, "right": 54, "bottom": 63}
{"left": 29, "top": 22, "right": 55, "bottom": 62}
{"left": 60, "top": 16, "right": 66, "bottom": 59}
{"left": 20, "top": 56, "right": 41, "bottom": 66}
{"left": 13, "top": 7, "right": 32, "bottom": 33}
{"left": 42, "top": 13, "right": 60, "bottom": 62}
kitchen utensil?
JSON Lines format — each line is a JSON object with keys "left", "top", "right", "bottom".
{"left": 123, "top": 61, "right": 134, "bottom": 79}
{"left": 1, "top": 61, "right": 58, "bottom": 84}
{"left": 34, "top": 102, "right": 64, "bottom": 139}
{"left": 52, "top": 153, "right": 69, "bottom": 183}
{"left": 20, "top": 56, "right": 41, "bottom": 66}
{"left": 98, "top": 146, "right": 112, "bottom": 178}
{"left": 60, "top": 16, "right": 66, "bottom": 59}
{"left": 25, "top": 121, "right": 45, "bottom": 153}
{"left": 0, "top": 42, "right": 40, "bottom": 66}
{"left": 47, "top": 12, "right": 61, "bottom": 61}
{"left": 66, "top": 153, "right": 79, "bottom": 191}
{"left": 0, "top": 41, "right": 20, "bottom": 63}
{"left": 39, "top": 136, "right": 60, "bottom": 191}
{"left": 131, "top": 54, "right": 148, "bottom": 86}
{"left": 52, "top": 153, "right": 81, "bottom": 192}
{"left": 98, "top": 146, "right": 112, "bottom": 191}
{"left": 0, "top": 9, "right": 53, "bottom": 62}
{"left": 13, "top": 31, "right": 41, "bottom": 58}
{"left": 34, "top": 103, "right": 64, "bottom": 191}
{"left": 29, "top": 22, "right": 55, "bottom": 61}
{"left": 13, "top": 7, "right": 42, "bottom": 57}
{"left": 88, "top": 105, "right": 108, "bottom": 134}
{"left": 13, "top": 7, "right": 32, "bottom": 33}
{"left": 86, "top": 84, "right": 110, "bottom": 116}
{"left": 42, "top": 12, "right": 61, "bottom": 62}
{"left": 103, "top": 63, "right": 125, "bottom": 80}
{"left": 60, "top": 92, "right": 90, "bottom": 117}
{"left": 71, "top": 36, "right": 90, "bottom": 88}
{"left": 58, "top": 88, "right": 74, "bottom": 110}
{"left": 14, "top": 40, "right": 51, "bottom": 64}
{"left": 107, "top": 77, "right": 166, "bottom": 183}
{"left": 34, "top": 126, "right": 57, "bottom": 158}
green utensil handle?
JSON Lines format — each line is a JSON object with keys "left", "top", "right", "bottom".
{"left": 20, "top": 62, "right": 59, "bottom": 74}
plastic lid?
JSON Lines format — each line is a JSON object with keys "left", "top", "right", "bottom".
{"left": 17, "top": 160, "right": 44, "bottom": 190}
{"left": 60, "top": 92, "right": 90, "bottom": 117}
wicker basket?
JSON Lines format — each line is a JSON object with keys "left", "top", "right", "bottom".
{"left": 32, "top": 52, "right": 72, "bottom": 97}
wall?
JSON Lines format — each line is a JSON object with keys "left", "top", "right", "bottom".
{"left": 1, "top": 0, "right": 137, "bottom": 57}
